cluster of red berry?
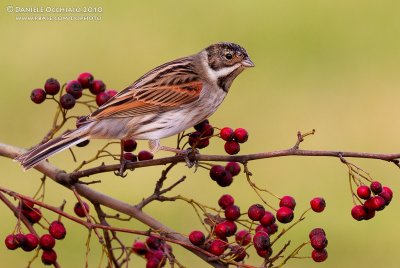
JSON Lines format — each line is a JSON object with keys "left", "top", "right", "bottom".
{"left": 122, "top": 139, "right": 154, "bottom": 162}
{"left": 187, "top": 194, "right": 327, "bottom": 263}
{"left": 189, "top": 194, "right": 328, "bottom": 262}
{"left": 351, "top": 181, "right": 393, "bottom": 221}
{"left": 187, "top": 120, "right": 249, "bottom": 156}
{"left": 132, "top": 236, "right": 172, "bottom": 268}
{"left": 209, "top": 162, "right": 241, "bottom": 187}
{"left": 30, "top": 73, "right": 117, "bottom": 109}
{"left": 187, "top": 194, "right": 277, "bottom": 260}
{"left": 188, "top": 120, "right": 215, "bottom": 149}
{"left": 220, "top": 127, "right": 248, "bottom": 155}
{"left": 309, "top": 228, "right": 328, "bottom": 262}
{"left": 4, "top": 200, "right": 66, "bottom": 265}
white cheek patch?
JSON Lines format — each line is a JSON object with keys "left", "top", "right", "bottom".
{"left": 201, "top": 51, "right": 241, "bottom": 82}
{"left": 206, "top": 63, "right": 241, "bottom": 82}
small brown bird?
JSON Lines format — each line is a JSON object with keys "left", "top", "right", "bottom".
{"left": 16, "top": 42, "right": 254, "bottom": 170}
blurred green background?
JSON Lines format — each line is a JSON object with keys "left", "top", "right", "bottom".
{"left": 1, "top": 0, "right": 400, "bottom": 267}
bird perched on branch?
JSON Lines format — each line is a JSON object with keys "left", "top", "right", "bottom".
{"left": 16, "top": 42, "right": 254, "bottom": 170}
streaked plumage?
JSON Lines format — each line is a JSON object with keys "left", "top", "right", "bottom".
{"left": 16, "top": 42, "right": 254, "bottom": 170}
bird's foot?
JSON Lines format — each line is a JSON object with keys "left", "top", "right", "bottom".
{"left": 114, "top": 158, "right": 129, "bottom": 178}
{"left": 179, "top": 148, "right": 199, "bottom": 169}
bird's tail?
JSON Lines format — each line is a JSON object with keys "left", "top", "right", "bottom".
{"left": 15, "top": 126, "right": 91, "bottom": 170}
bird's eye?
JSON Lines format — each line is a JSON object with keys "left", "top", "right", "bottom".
{"left": 225, "top": 53, "right": 233, "bottom": 60}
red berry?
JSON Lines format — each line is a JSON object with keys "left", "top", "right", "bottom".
{"left": 77, "top": 72, "right": 94, "bottom": 89}
{"left": 138, "top": 150, "right": 154, "bottom": 161}
{"left": 145, "top": 248, "right": 164, "bottom": 259}
{"left": 22, "top": 207, "right": 42, "bottom": 224}
{"left": 132, "top": 241, "right": 148, "bottom": 255}
{"left": 357, "top": 185, "right": 371, "bottom": 200}
{"left": 253, "top": 231, "right": 270, "bottom": 251}
{"left": 255, "top": 224, "right": 269, "bottom": 234}
{"left": 60, "top": 93, "right": 76, "bottom": 109}
{"left": 260, "top": 211, "right": 276, "bottom": 227}
{"left": 379, "top": 186, "right": 393, "bottom": 205}
{"left": 21, "top": 233, "right": 38, "bottom": 252}
{"left": 268, "top": 223, "right": 279, "bottom": 235}
{"left": 309, "top": 228, "right": 326, "bottom": 240}
{"left": 224, "top": 141, "right": 240, "bottom": 155}
{"left": 146, "top": 249, "right": 165, "bottom": 261}
{"left": 208, "top": 239, "right": 227, "bottom": 256}
{"left": 5, "top": 234, "right": 18, "bottom": 250}
{"left": 232, "top": 245, "right": 247, "bottom": 262}
{"left": 224, "top": 205, "right": 241, "bottom": 221}
{"left": 194, "top": 119, "right": 209, "bottom": 132}
{"left": 256, "top": 247, "right": 273, "bottom": 258}
{"left": 210, "top": 165, "right": 226, "bottom": 181}
{"left": 224, "top": 221, "right": 237, "bottom": 235}
{"left": 233, "top": 128, "right": 248, "bottom": 143}
{"left": 66, "top": 80, "right": 83, "bottom": 99}
{"left": 41, "top": 249, "right": 57, "bottom": 265}
{"left": 364, "top": 208, "right": 376, "bottom": 220}
{"left": 44, "top": 78, "right": 60, "bottom": 95}
{"left": 49, "top": 221, "right": 66, "bottom": 240}
{"left": 369, "top": 196, "right": 386, "bottom": 211}
{"left": 201, "top": 124, "right": 214, "bottom": 137}
{"left": 215, "top": 221, "right": 237, "bottom": 238}
{"left": 74, "top": 201, "right": 90, "bottom": 217}
{"left": 310, "top": 234, "right": 328, "bottom": 250}
{"left": 39, "top": 234, "right": 56, "bottom": 250}
{"left": 189, "top": 230, "right": 205, "bottom": 246}
{"left": 351, "top": 205, "right": 366, "bottom": 221}
{"left": 189, "top": 132, "right": 209, "bottom": 149}
{"left": 311, "top": 249, "right": 328, "bottom": 262}
{"left": 220, "top": 127, "right": 234, "bottom": 141}
{"left": 90, "top": 80, "right": 106, "bottom": 95}
{"left": 146, "top": 257, "right": 161, "bottom": 268}
{"left": 218, "top": 194, "right": 234, "bottom": 209}
{"left": 276, "top": 207, "right": 294, "bottom": 223}
{"left": 20, "top": 199, "right": 35, "bottom": 210}
{"left": 14, "top": 233, "right": 26, "bottom": 246}
{"left": 123, "top": 152, "right": 137, "bottom": 162}
{"left": 363, "top": 198, "right": 375, "bottom": 211}
{"left": 146, "top": 236, "right": 162, "bottom": 250}
{"left": 123, "top": 139, "right": 137, "bottom": 152}
{"left": 279, "top": 195, "right": 296, "bottom": 210}
{"left": 214, "top": 222, "right": 229, "bottom": 239}
{"left": 248, "top": 204, "right": 265, "bottom": 221}
{"left": 225, "top": 162, "right": 241, "bottom": 176}
{"left": 96, "top": 91, "right": 110, "bottom": 106}
{"left": 216, "top": 171, "right": 233, "bottom": 187}
{"left": 310, "top": 197, "right": 326, "bottom": 213}
{"left": 235, "top": 230, "right": 251, "bottom": 246}
{"left": 106, "top": 89, "right": 118, "bottom": 98}
{"left": 370, "top": 181, "right": 383, "bottom": 194}
{"left": 31, "top": 88, "right": 46, "bottom": 104}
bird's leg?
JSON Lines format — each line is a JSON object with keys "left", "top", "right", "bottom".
{"left": 115, "top": 140, "right": 128, "bottom": 177}
{"left": 148, "top": 139, "right": 199, "bottom": 168}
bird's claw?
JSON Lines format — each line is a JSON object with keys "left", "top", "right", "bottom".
{"left": 180, "top": 148, "right": 199, "bottom": 169}
{"left": 114, "top": 159, "right": 129, "bottom": 177}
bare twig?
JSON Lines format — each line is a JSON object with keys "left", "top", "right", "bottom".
{"left": 0, "top": 192, "right": 38, "bottom": 236}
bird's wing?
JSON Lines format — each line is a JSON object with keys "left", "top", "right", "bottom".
{"left": 86, "top": 57, "right": 203, "bottom": 121}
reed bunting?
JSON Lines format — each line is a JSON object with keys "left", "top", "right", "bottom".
{"left": 16, "top": 42, "right": 255, "bottom": 170}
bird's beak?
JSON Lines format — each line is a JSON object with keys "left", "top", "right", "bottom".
{"left": 241, "top": 57, "right": 255, "bottom": 68}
